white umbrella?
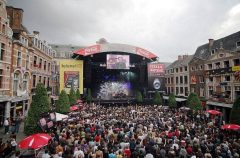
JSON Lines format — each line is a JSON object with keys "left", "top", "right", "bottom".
{"left": 55, "top": 113, "right": 68, "bottom": 121}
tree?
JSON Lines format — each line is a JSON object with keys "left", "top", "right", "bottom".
{"left": 76, "top": 89, "right": 81, "bottom": 100}
{"left": 24, "top": 83, "right": 49, "bottom": 135}
{"left": 136, "top": 90, "right": 143, "bottom": 103}
{"left": 230, "top": 97, "right": 240, "bottom": 124}
{"left": 86, "top": 88, "right": 92, "bottom": 103}
{"left": 187, "top": 92, "right": 202, "bottom": 111}
{"left": 153, "top": 90, "right": 162, "bottom": 105}
{"left": 56, "top": 90, "right": 70, "bottom": 114}
{"left": 69, "top": 88, "right": 77, "bottom": 105}
{"left": 168, "top": 93, "right": 177, "bottom": 108}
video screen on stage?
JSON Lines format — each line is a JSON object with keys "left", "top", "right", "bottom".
{"left": 91, "top": 68, "right": 139, "bottom": 100}
{"left": 107, "top": 54, "right": 130, "bottom": 69}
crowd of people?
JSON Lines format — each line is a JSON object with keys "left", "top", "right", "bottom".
{"left": 2, "top": 104, "right": 240, "bottom": 158}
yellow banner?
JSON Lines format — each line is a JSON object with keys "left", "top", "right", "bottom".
{"left": 232, "top": 66, "right": 240, "bottom": 72}
{"left": 59, "top": 59, "right": 83, "bottom": 94}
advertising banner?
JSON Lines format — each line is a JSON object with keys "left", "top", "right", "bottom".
{"left": 59, "top": 60, "right": 83, "bottom": 94}
{"left": 148, "top": 63, "right": 165, "bottom": 91}
{"left": 107, "top": 54, "right": 130, "bottom": 69}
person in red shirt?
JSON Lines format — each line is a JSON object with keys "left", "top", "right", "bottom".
{"left": 186, "top": 145, "right": 193, "bottom": 155}
{"left": 124, "top": 146, "right": 131, "bottom": 158}
{"left": 95, "top": 134, "right": 101, "bottom": 144}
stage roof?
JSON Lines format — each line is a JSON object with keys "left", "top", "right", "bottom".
{"left": 73, "top": 43, "right": 158, "bottom": 60}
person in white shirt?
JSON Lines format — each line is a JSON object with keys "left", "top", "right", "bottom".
{"left": 4, "top": 118, "right": 10, "bottom": 134}
{"left": 42, "top": 150, "right": 51, "bottom": 158}
{"left": 73, "top": 147, "right": 84, "bottom": 158}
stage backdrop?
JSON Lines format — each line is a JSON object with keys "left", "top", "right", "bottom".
{"left": 59, "top": 60, "right": 83, "bottom": 94}
{"left": 148, "top": 63, "right": 165, "bottom": 91}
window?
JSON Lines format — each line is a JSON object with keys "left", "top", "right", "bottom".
{"left": 180, "top": 76, "right": 183, "bottom": 84}
{"left": 184, "top": 76, "right": 188, "bottom": 84}
{"left": 171, "top": 87, "right": 174, "bottom": 93}
{"left": 48, "top": 77, "right": 50, "bottom": 87}
{"left": 2, "top": 24, "right": 5, "bottom": 34}
{"left": 168, "top": 78, "right": 170, "bottom": 84}
{"left": 185, "top": 66, "right": 188, "bottom": 71}
{"left": 44, "top": 61, "right": 46, "bottom": 70}
{"left": 224, "top": 60, "right": 229, "bottom": 68}
{"left": 180, "top": 87, "right": 183, "bottom": 94}
{"left": 26, "top": 55, "right": 30, "bottom": 69}
{"left": 33, "top": 56, "right": 37, "bottom": 66}
{"left": 225, "top": 75, "right": 230, "bottom": 82}
{"left": 209, "top": 77, "right": 213, "bottom": 82}
{"left": 0, "top": 69, "right": 3, "bottom": 88}
{"left": 211, "top": 49, "right": 215, "bottom": 55}
{"left": 32, "top": 75, "right": 36, "bottom": 87}
{"left": 176, "top": 87, "right": 179, "bottom": 95}
{"left": 199, "top": 65, "right": 203, "bottom": 70}
{"left": 176, "top": 68, "right": 178, "bottom": 73}
{"left": 185, "top": 87, "right": 188, "bottom": 96}
{"left": 215, "top": 62, "right": 220, "bottom": 69}
{"left": 237, "top": 41, "right": 240, "bottom": 47}
{"left": 176, "top": 77, "right": 179, "bottom": 84}
{"left": 13, "top": 72, "right": 20, "bottom": 95}
{"left": 0, "top": 43, "right": 5, "bottom": 60}
{"left": 180, "top": 67, "right": 183, "bottom": 72}
{"left": 48, "top": 63, "right": 51, "bottom": 72}
{"left": 191, "top": 66, "right": 195, "bottom": 71}
{"left": 39, "top": 76, "right": 42, "bottom": 83}
{"left": 199, "top": 76, "right": 204, "bottom": 83}
{"left": 23, "top": 74, "right": 28, "bottom": 91}
{"left": 208, "top": 64, "right": 212, "bottom": 70}
{"left": 171, "top": 77, "right": 173, "bottom": 84}
{"left": 43, "top": 77, "right": 46, "bottom": 86}
{"left": 39, "top": 58, "right": 42, "bottom": 69}
{"left": 17, "top": 52, "right": 22, "bottom": 67}
{"left": 200, "top": 88, "right": 204, "bottom": 97}
{"left": 233, "top": 59, "right": 240, "bottom": 66}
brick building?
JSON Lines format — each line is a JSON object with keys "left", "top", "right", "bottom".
{"left": 0, "top": 0, "right": 13, "bottom": 126}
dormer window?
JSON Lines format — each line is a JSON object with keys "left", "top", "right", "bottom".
{"left": 237, "top": 41, "right": 240, "bottom": 47}
{"left": 211, "top": 49, "right": 215, "bottom": 55}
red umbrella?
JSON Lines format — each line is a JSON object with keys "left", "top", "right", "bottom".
{"left": 221, "top": 124, "right": 240, "bottom": 130}
{"left": 70, "top": 105, "right": 79, "bottom": 111}
{"left": 18, "top": 133, "right": 51, "bottom": 149}
{"left": 206, "top": 110, "right": 222, "bottom": 115}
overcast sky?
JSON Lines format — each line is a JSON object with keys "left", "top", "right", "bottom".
{"left": 7, "top": 0, "right": 240, "bottom": 62}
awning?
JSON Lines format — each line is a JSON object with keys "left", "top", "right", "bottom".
{"left": 206, "top": 101, "right": 233, "bottom": 108}
{"left": 163, "top": 96, "right": 187, "bottom": 102}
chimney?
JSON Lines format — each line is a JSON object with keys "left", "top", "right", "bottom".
{"left": 178, "top": 55, "right": 183, "bottom": 60}
{"left": 33, "top": 31, "right": 40, "bottom": 36}
{"left": 209, "top": 39, "right": 214, "bottom": 48}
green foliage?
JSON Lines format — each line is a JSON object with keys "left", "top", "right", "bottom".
{"left": 153, "top": 91, "right": 162, "bottom": 105}
{"left": 24, "top": 83, "right": 49, "bottom": 135}
{"left": 76, "top": 89, "right": 81, "bottom": 99}
{"left": 230, "top": 97, "right": 240, "bottom": 124}
{"left": 168, "top": 93, "right": 177, "bottom": 108}
{"left": 56, "top": 90, "right": 70, "bottom": 114}
{"left": 69, "top": 88, "right": 77, "bottom": 105}
{"left": 187, "top": 92, "right": 202, "bottom": 111}
{"left": 136, "top": 90, "right": 143, "bottom": 103}
{"left": 86, "top": 88, "right": 92, "bottom": 103}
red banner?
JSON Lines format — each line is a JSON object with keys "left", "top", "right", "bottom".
{"left": 75, "top": 45, "right": 101, "bottom": 56}
{"left": 135, "top": 47, "right": 157, "bottom": 59}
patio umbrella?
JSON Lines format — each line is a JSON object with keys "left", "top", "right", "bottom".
{"left": 180, "top": 107, "right": 190, "bottom": 110}
{"left": 18, "top": 133, "right": 51, "bottom": 149}
{"left": 206, "top": 110, "right": 222, "bottom": 115}
{"left": 70, "top": 105, "right": 79, "bottom": 111}
{"left": 221, "top": 124, "right": 240, "bottom": 130}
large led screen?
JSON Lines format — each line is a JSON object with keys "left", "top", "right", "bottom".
{"left": 107, "top": 54, "right": 130, "bottom": 69}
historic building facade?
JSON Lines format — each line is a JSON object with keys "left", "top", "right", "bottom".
{"left": 0, "top": 0, "right": 13, "bottom": 126}
{"left": 165, "top": 55, "right": 192, "bottom": 97}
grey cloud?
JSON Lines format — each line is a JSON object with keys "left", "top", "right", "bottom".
{"left": 7, "top": 0, "right": 240, "bottom": 62}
